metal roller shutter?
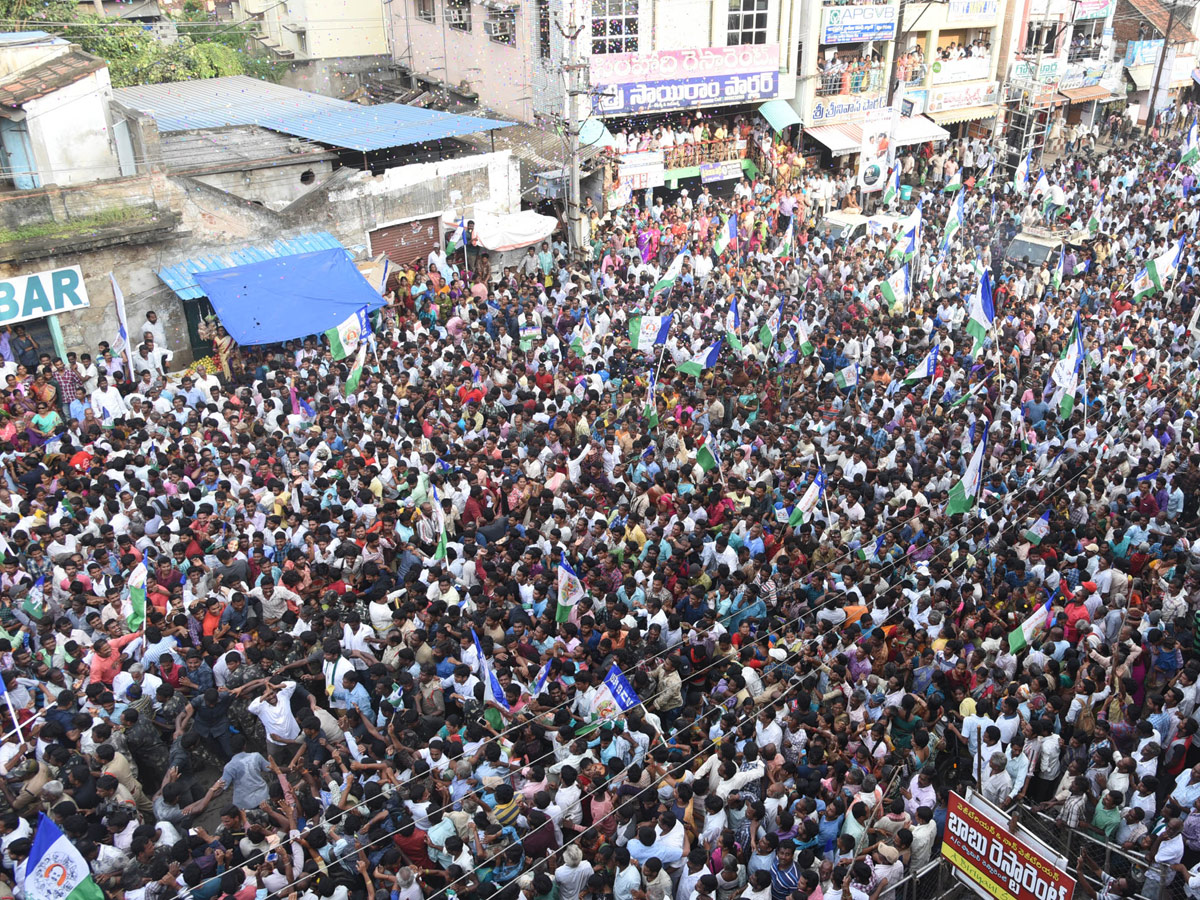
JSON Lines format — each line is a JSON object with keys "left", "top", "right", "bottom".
{"left": 369, "top": 216, "right": 440, "bottom": 268}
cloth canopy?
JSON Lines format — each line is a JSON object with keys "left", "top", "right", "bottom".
{"left": 195, "top": 248, "right": 386, "bottom": 346}
{"left": 442, "top": 210, "right": 558, "bottom": 252}
{"left": 758, "top": 99, "right": 802, "bottom": 133}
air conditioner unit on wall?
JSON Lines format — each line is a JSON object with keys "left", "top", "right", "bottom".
{"left": 484, "top": 19, "right": 512, "bottom": 36}
{"left": 445, "top": 7, "right": 468, "bottom": 24}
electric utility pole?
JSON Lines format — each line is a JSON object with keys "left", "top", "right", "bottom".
{"left": 559, "top": 0, "right": 588, "bottom": 260}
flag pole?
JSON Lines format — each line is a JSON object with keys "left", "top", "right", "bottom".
{"left": 813, "top": 448, "right": 834, "bottom": 524}
{"left": 3, "top": 693, "right": 21, "bottom": 744}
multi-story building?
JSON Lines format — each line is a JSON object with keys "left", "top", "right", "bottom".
{"left": 1111, "top": 0, "right": 1199, "bottom": 126}
{"left": 232, "top": 0, "right": 388, "bottom": 62}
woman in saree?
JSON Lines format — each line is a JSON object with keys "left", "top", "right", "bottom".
{"left": 213, "top": 325, "right": 237, "bottom": 380}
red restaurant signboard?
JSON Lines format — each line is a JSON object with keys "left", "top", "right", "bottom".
{"left": 942, "top": 792, "right": 1075, "bottom": 900}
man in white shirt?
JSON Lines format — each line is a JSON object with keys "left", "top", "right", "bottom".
{"left": 247, "top": 679, "right": 299, "bottom": 762}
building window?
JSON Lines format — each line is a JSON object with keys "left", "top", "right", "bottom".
{"left": 416, "top": 0, "right": 435, "bottom": 23}
{"left": 1023, "top": 22, "right": 1055, "bottom": 55}
{"left": 591, "top": 0, "right": 638, "bottom": 54}
{"left": 538, "top": 0, "right": 551, "bottom": 58}
{"left": 728, "top": 0, "right": 768, "bottom": 45}
{"left": 447, "top": 0, "right": 471, "bottom": 31}
{"left": 486, "top": 8, "right": 515, "bottom": 44}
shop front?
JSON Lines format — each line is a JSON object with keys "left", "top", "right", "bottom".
{"left": 0, "top": 266, "right": 93, "bottom": 364}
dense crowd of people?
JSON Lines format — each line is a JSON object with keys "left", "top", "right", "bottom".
{"left": 0, "top": 101, "right": 1196, "bottom": 900}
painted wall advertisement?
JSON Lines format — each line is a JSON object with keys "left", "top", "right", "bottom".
{"left": 592, "top": 45, "right": 779, "bottom": 114}
{"left": 820, "top": 5, "right": 898, "bottom": 44}
{"left": 809, "top": 92, "right": 888, "bottom": 124}
{"left": 927, "top": 81, "right": 999, "bottom": 113}
{"left": 943, "top": 793, "right": 1075, "bottom": 900}
{"left": 1125, "top": 39, "right": 1164, "bottom": 67}
{"left": 946, "top": 0, "right": 999, "bottom": 21}
{"left": 0, "top": 266, "right": 90, "bottom": 327}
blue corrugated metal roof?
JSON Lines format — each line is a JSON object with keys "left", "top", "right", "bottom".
{"left": 113, "top": 75, "right": 512, "bottom": 152}
{"left": 158, "top": 231, "right": 350, "bottom": 300}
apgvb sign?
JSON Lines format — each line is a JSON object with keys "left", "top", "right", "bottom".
{"left": 0, "top": 266, "right": 90, "bottom": 326}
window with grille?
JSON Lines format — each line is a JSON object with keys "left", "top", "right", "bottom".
{"left": 591, "top": 0, "right": 638, "bottom": 54}
{"left": 416, "top": 0, "right": 434, "bottom": 23}
{"left": 538, "top": 0, "right": 551, "bottom": 58}
{"left": 728, "top": 0, "right": 768, "bottom": 45}
{"left": 447, "top": 0, "right": 471, "bottom": 31}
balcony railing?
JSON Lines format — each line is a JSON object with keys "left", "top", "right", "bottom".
{"left": 662, "top": 137, "right": 745, "bottom": 170}
{"left": 1067, "top": 44, "right": 1101, "bottom": 62}
{"left": 815, "top": 65, "right": 885, "bottom": 96}
{"left": 823, "top": 0, "right": 890, "bottom": 6}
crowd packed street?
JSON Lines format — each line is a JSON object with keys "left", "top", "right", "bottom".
{"left": 0, "top": 106, "right": 1198, "bottom": 900}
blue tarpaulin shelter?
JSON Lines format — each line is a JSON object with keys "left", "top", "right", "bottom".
{"left": 193, "top": 248, "right": 386, "bottom": 346}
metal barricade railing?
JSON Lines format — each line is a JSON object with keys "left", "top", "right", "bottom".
{"left": 1015, "top": 803, "right": 1169, "bottom": 900}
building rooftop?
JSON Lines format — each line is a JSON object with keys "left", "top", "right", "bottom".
{"left": 0, "top": 49, "right": 104, "bottom": 109}
{"left": 113, "top": 75, "right": 513, "bottom": 153}
{"left": 159, "top": 126, "right": 339, "bottom": 176}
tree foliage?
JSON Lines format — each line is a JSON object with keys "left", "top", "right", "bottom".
{"left": 0, "top": 0, "right": 282, "bottom": 87}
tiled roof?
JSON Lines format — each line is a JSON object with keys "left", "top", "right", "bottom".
{"left": 1125, "top": 0, "right": 1198, "bottom": 44}
{"left": 0, "top": 50, "right": 105, "bottom": 109}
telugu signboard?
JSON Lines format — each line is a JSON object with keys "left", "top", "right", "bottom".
{"left": 930, "top": 56, "right": 992, "bottom": 85}
{"left": 943, "top": 793, "right": 1075, "bottom": 900}
{"left": 0, "top": 266, "right": 90, "bottom": 328}
{"left": 947, "top": 0, "right": 999, "bottom": 21}
{"left": 700, "top": 159, "right": 743, "bottom": 183}
{"left": 1058, "top": 62, "right": 1106, "bottom": 90}
{"left": 809, "top": 92, "right": 888, "bottom": 124}
{"left": 592, "top": 44, "right": 779, "bottom": 114}
{"left": 820, "top": 5, "right": 898, "bottom": 44}
{"left": 927, "top": 81, "right": 1000, "bottom": 113}
{"left": 1075, "top": 0, "right": 1113, "bottom": 19}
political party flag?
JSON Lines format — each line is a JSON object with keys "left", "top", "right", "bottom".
{"left": 787, "top": 470, "right": 826, "bottom": 527}
{"left": 325, "top": 306, "right": 372, "bottom": 360}
{"left": 967, "top": 270, "right": 995, "bottom": 358}
{"left": 21, "top": 575, "right": 45, "bottom": 622}
{"left": 773, "top": 218, "right": 794, "bottom": 258}
{"left": 652, "top": 250, "right": 686, "bottom": 295}
{"left": 882, "top": 162, "right": 900, "bottom": 205}
{"left": 471, "top": 628, "right": 510, "bottom": 711}
{"left": 24, "top": 813, "right": 104, "bottom": 900}
{"left": 944, "top": 169, "right": 963, "bottom": 192}
{"left": 889, "top": 203, "right": 922, "bottom": 262}
{"left": 533, "top": 659, "right": 552, "bottom": 696}
{"left": 725, "top": 329, "right": 744, "bottom": 353}
{"left": 628, "top": 314, "right": 673, "bottom": 350}
{"left": 589, "top": 663, "right": 642, "bottom": 722}
{"left": 903, "top": 346, "right": 939, "bottom": 384}
{"left": 445, "top": 216, "right": 466, "bottom": 254}
{"left": 696, "top": 435, "right": 721, "bottom": 473}
{"left": 713, "top": 215, "right": 738, "bottom": 257}
{"left": 556, "top": 559, "right": 586, "bottom": 622}
{"left": 797, "top": 320, "right": 816, "bottom": 356}
{"left": 726, "top": 295, "right": 741, "bottom": 332}
{"left": 1086, "top": 192, "right": 1104, "bottom": 237}
{"left": 942, "top": 189, "right": 965, "bottom": 248}
{"left": 643, "top": 378, "right": 659, "bottom": 429}
{"left": 1014, "top": 150, "right": 1031, "bottom": 194}
{"left": 834, "top": 363, "right": 859, "bottom": 390}
{"left": 976, "top": 160, "right": 995, "bottom": 190}
{"left": 759, "top": 306, "right": 782, "bottom": 346}
{"left": 678, "top": 339, "right": 722, "bottom": 377}
{"left": 126, "top": 561, "right": 148, "bottom": 632}
{"left": 343, "top": 342, "right": 368, "bottom": 396}
{"left": 1131, "top": 236, "right": 1185, "bottom": 301}
{"left": 880, "top": 265, "right": 909, "bottom": 312}
{"left": 1032, "top": 166, "right": 1049, "bottom": 196}
{"left": 571, "top": 312, "right": 595, "bottom": 357}
{"left": 1051, "top": 250, "right": 1065, "bottom": 292}
{"left": 1024, "top": 511, "right": 1051, "bottom": 545}
{"left": 110, "top": 274, "right": 133, "bottom": 378}
{"left": 1183, "top": 118, "right": 1200, "bottom": 166}
{"left": 946, "top": 421, "right": 990, "bottom": 515}
{"left": 1008, "top": 594, "right": 1054, "bottom": 653}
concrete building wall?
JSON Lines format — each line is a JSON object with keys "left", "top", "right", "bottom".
{"left": 24, "top": 68, "right": 121, "bottom": 187}
{"left": 274, "top": 54, "right": 394, "bottom": 98}
{"left": 189, "top": 160, "right": 336, "bottom": 211}
{"left": 0, "top": 150, "right": 519, "bottom": 364}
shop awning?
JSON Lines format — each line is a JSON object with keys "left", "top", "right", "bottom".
{"left": 193, "top": 248, "right": 387, "bottom": 346}
{"left": 804, "top": 123, "right": 860, "bottom": 156}
{"left": 758, "top": 99, "right": 802, "bottom": 133}
{"left": 806, "top": 116, "right": 949, "bottom": 157}
{"left": 1059, "top": 85, "right": 1112, "bottom": 103}
{"left": 925, "top": 104, "right": 1000, "bottom": 125}
{"left": 1127, "top": 64, "right": 1156, "bottom": 91}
